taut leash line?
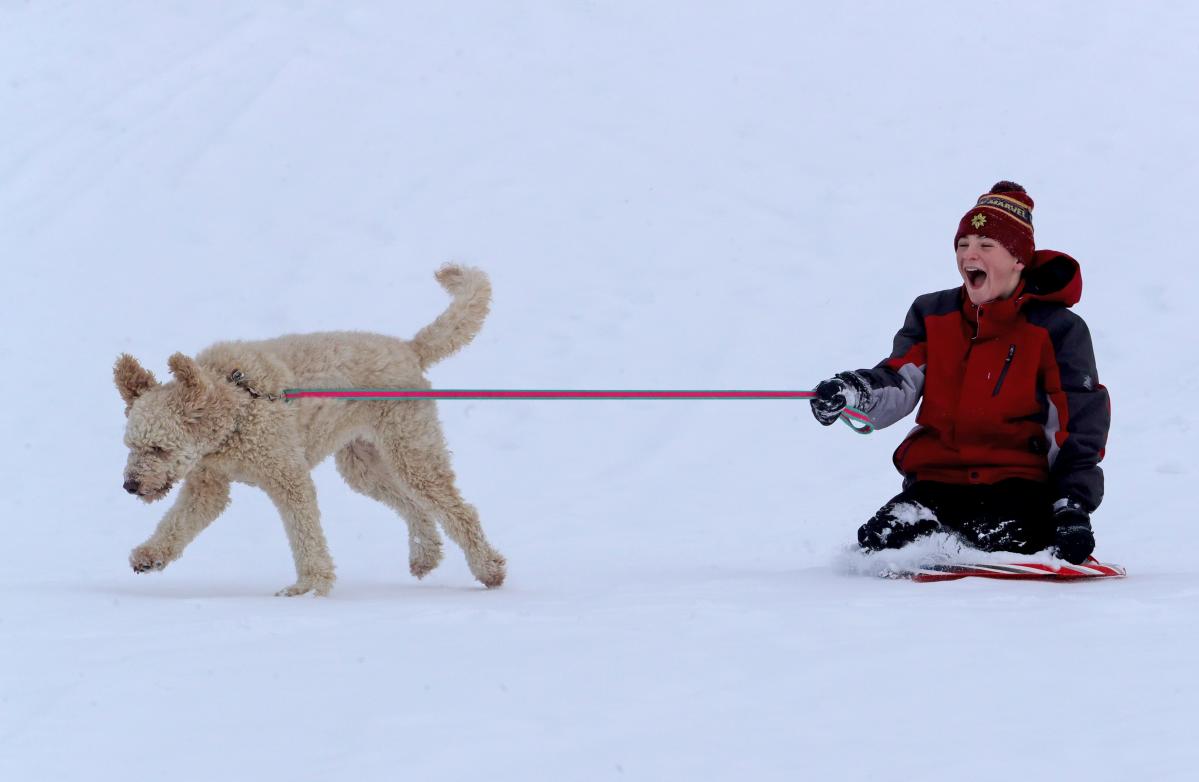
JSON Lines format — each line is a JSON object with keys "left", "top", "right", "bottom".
{"left": 279, "top": 388, "right": 874, "bottom": 434}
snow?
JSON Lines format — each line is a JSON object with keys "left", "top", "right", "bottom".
{"left": 837, "top": 533, "right": 1086, "bottom": 579}
{"left": 3, "top": 2, "right": 1198, "bottom": 779}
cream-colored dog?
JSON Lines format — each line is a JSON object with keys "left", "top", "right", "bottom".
{"left": 114, "top": 265, "right": 505, "bottom": 596}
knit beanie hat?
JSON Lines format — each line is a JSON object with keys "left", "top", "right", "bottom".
{"left": 955, "top": 181, "right": 1035, "bottom": 264}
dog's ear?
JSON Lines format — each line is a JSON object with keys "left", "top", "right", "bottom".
{"left": 167, "top": 352, "right": 211, "bottom": 403}
{"left": 114, "top": 354, "right": 158, "bottom": 413}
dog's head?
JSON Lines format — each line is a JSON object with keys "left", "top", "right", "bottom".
{"left": 114, "top": 352, "right": 238, "bottom": 502}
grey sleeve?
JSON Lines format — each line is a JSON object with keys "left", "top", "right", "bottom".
{"left": 855, "top": 296, "right": 935, "bottom": 430}
{"left": 1040, "top": 311, "right": 1110, "bottom": 511}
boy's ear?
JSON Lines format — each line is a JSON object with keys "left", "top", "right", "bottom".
{"left": 167, "top": 352, "right": 211, "bottom": 401}
{"left": 114, "top": 354, "right": 157, "bottom": 413}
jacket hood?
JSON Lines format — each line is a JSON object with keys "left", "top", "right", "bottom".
{"left": 1022, "top": 249, "right": 1082, "bottom": 307}
{"left": 959, "top": 249, "right": 1082, "bottom": 340}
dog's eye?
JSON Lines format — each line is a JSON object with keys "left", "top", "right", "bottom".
{"left": 146, "top": 446, "right": 168, "bottom": 457}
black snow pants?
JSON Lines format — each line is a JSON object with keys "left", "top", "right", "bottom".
{"left": 858, "top": 479, "right": 1055, "bottom": 555}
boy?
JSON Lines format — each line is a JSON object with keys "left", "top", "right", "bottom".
{"left": 812, "top": 182, "right": 1109, "bottom": 564}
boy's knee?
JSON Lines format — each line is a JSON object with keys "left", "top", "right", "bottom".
{"left": 858, "top": 501, "right": 939, "bottom": 551}
{"left": 857, "top": 517, "right": 892, "bottom": 550}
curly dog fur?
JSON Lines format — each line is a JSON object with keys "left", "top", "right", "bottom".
{"left": 114, "top": 264, "right": 505, "bottom": 596}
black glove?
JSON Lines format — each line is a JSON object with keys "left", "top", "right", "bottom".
{"left": 1052, "top": 499, "right": 1095, "bottom": 564}
{"left": 810, "top": 371, "right": 873, "bottom": 426}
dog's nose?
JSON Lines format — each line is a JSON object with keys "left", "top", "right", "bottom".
{"left": 123, "top": 478, "right": 141, "bottom": 495}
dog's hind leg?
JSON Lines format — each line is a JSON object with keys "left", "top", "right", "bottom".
{"left": 130, "top": 466, "right": 230, "bottom": 573}
{"left": 335, "top": 439, "right": 444, "bottom": 579}
{"left": 376, "top": 416, "right": 506, "bottom": 588}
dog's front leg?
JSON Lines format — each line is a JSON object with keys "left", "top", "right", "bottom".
{"left": 257, "top": 461, "right": 336, "bottom": 597}
{"left": 130, "top": 466, "right": 230, "bottom": 573}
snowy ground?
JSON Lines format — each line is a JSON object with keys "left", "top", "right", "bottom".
{"left": 3, "top": 2, "right": 1199, "bottom": 780}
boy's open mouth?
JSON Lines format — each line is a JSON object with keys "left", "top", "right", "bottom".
{"left": 965, "top": 266, "right": 988, "bottom": 288}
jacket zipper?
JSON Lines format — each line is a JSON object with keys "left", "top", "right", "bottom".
{"left": 992, "top": 344, "right": 1016, "bottom": 396}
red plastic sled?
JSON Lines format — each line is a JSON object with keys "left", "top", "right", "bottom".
{"left": 902, "top": 556, "right": 1126, "bottom": 583}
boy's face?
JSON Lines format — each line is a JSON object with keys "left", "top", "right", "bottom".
{"left": 956, "top": 234, "right": 1025, "bottom": 305}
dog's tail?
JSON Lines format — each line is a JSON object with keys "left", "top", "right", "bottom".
{"left": 411, "top": 264, "right": 492, "bottom": 369}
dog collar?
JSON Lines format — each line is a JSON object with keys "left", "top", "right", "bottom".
{"left": 227, "top": 369, "right": 281, "bottom": 402}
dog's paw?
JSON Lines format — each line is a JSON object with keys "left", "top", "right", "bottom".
{"left": 471, "top": 550, "right": 507, "bottom": 589}
{"left": 129, "top": 544, "right": 171, "bottom": 573}
{"left": 409, "top": 541, "right": 444, "bottom": 579}
{"left": 275, "top": 574, "right": 335, "bottom": 597}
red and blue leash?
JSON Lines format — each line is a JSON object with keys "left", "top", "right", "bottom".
{"left": 280, "top": 388, "right": 874, "bottom": 434}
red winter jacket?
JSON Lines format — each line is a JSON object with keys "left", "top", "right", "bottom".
{"left": 856, "top": 250, "right": 1110, "bottom": 511}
